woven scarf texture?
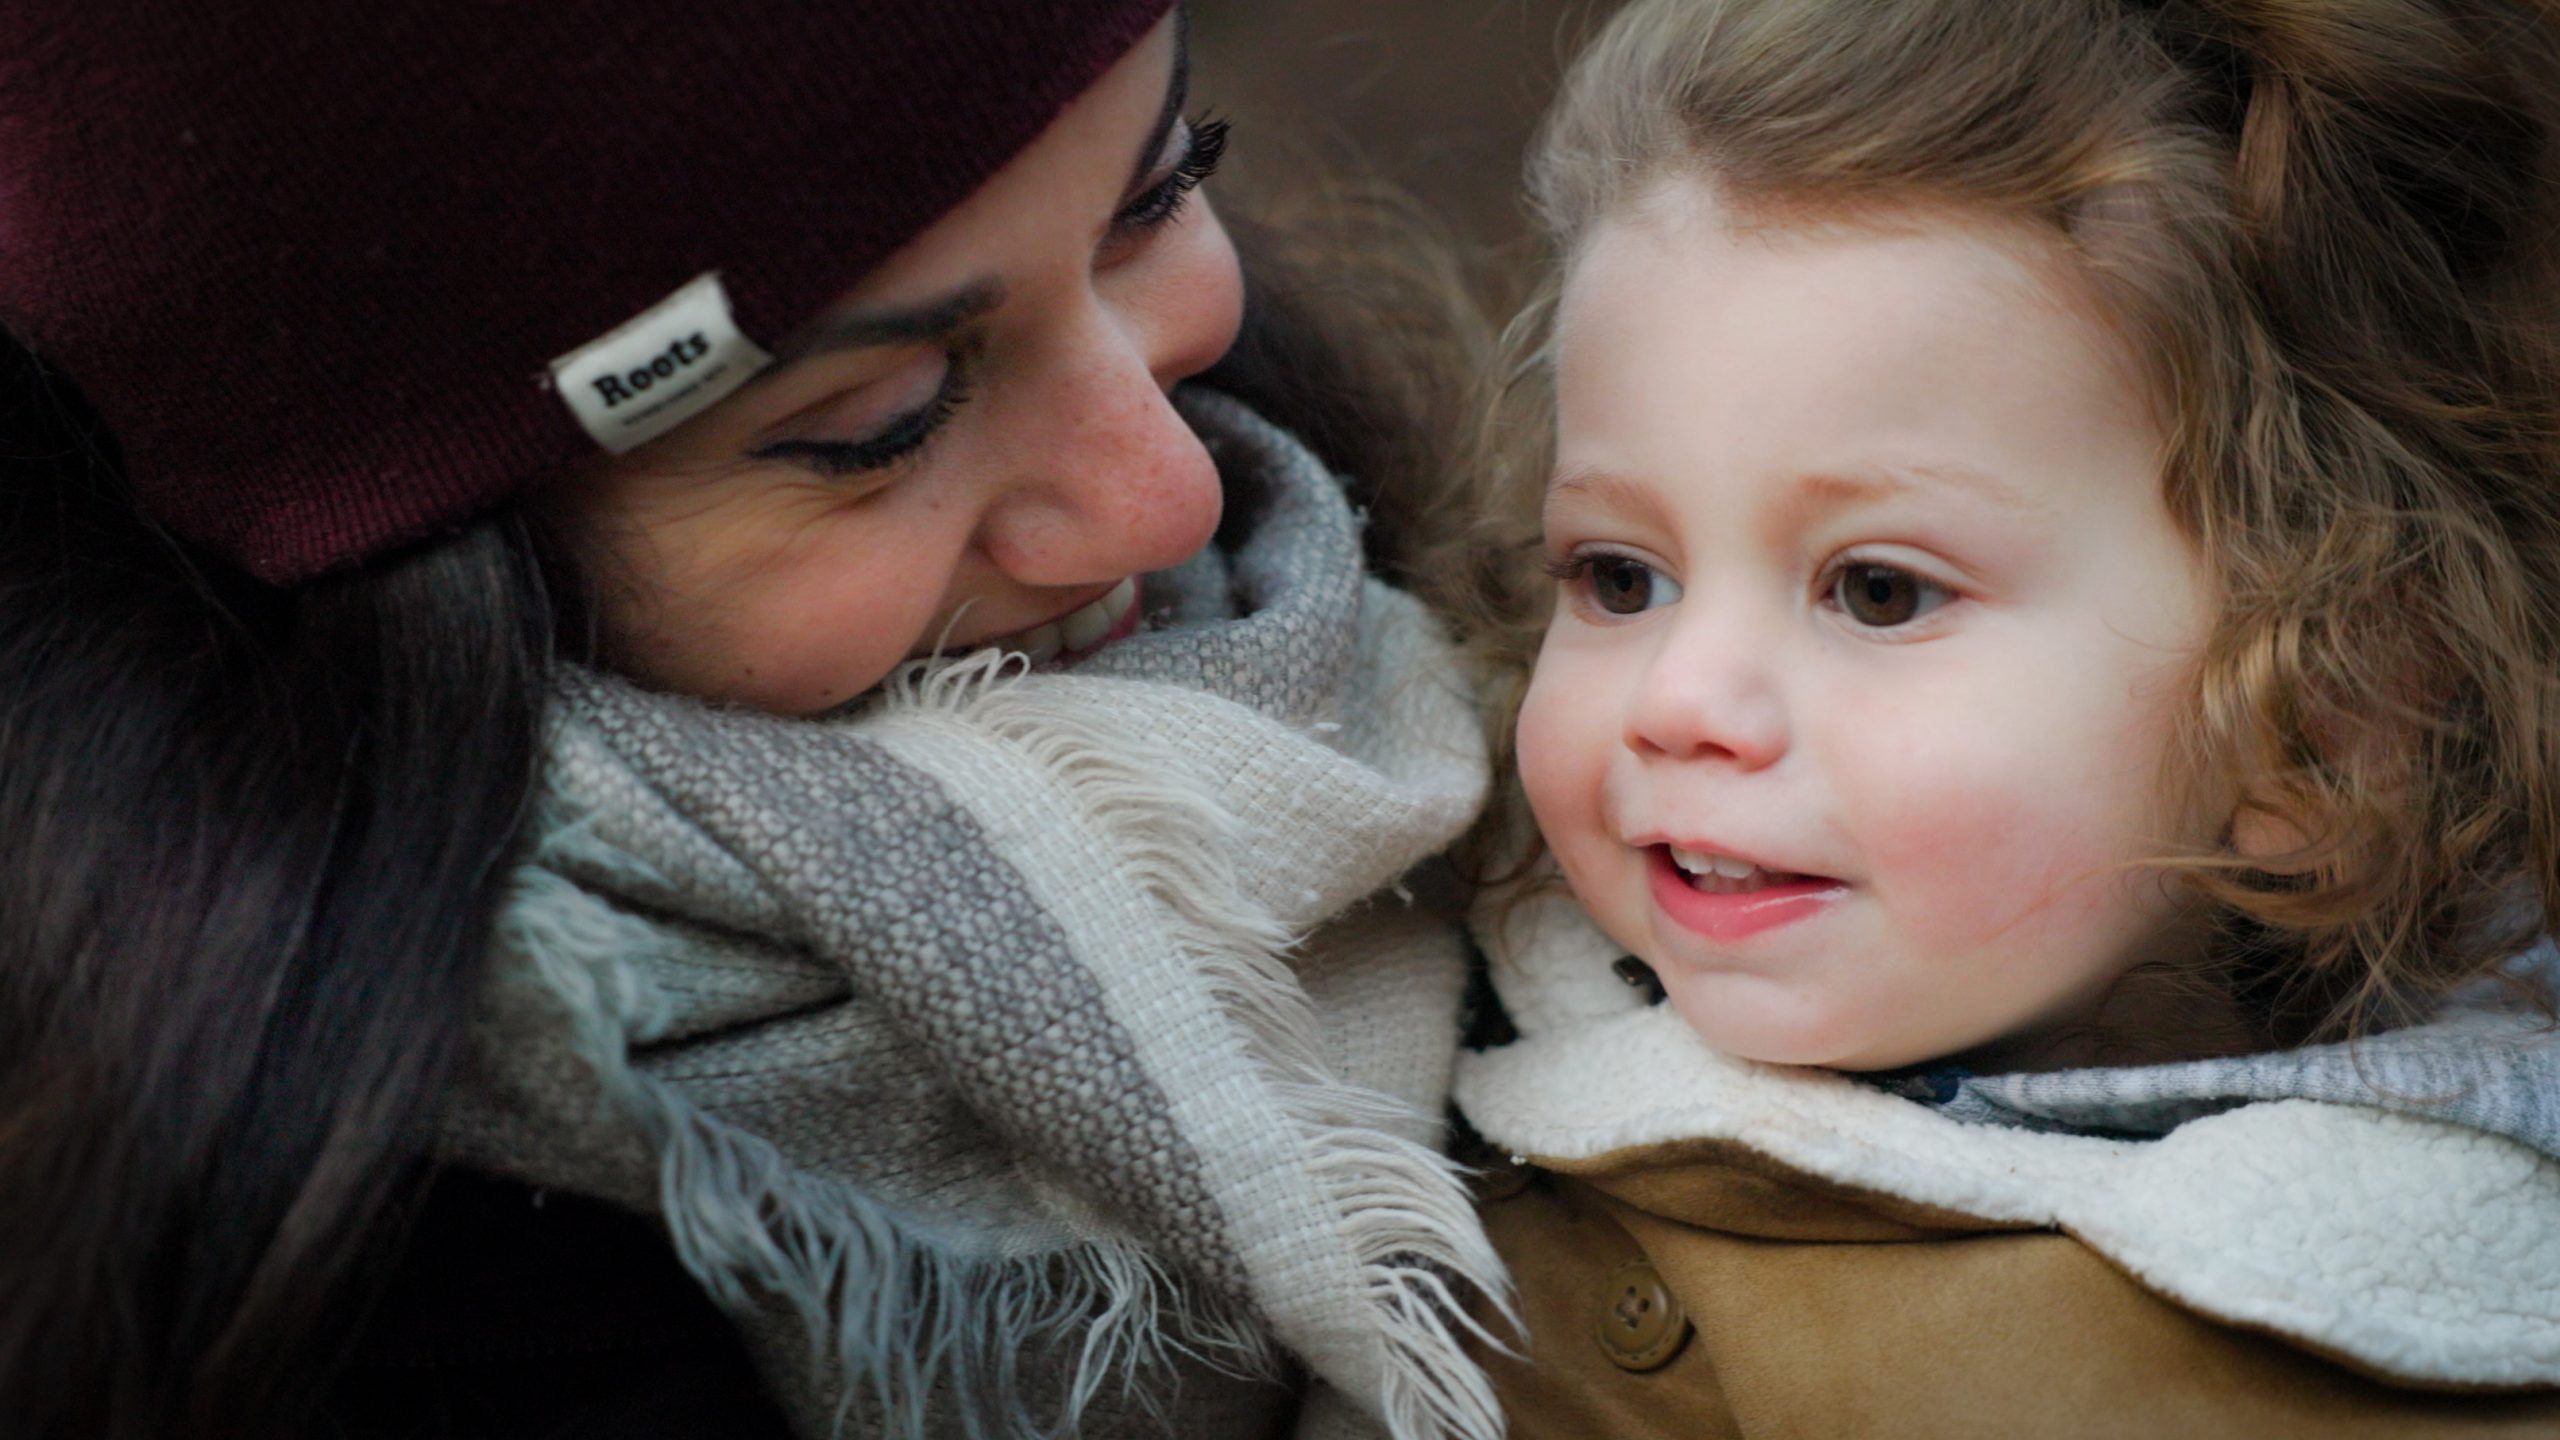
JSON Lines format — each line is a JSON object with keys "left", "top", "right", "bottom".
{"left": 436, "top": 391, "right": 1505, "bottom": 1440}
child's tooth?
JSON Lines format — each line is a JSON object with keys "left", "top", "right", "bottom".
{"left": 1712, "top": 855, "right": 1755, "bottom": 880}
{"left": 1670, "top": 846, "right": 1711, "bottom": 876}
{"left": 1059, "top": 594, "right": 1113, "bottom": 651}
{"left": 1016, "top": 622, "right": 1063, "bottom": 664}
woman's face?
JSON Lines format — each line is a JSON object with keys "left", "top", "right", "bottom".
{"left": 551, "top": 15, "right": 1243, "bottom": 714}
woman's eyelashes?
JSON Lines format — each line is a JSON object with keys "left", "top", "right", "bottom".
{"left": 1113, "top": 115, "right": 1230, "bottom": 233}
{"left": 741, "top": 119, "right": 1231, "bottom": 483}
{"left": 751, "top": 359, "right": 974, "bottom": 479}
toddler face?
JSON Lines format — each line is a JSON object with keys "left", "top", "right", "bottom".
{"left": 1519, "top": 182, "right": 2219, "bottom": 1070}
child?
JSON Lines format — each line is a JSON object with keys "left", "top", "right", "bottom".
{"left": 1453, "top": 0, "right": 2560, "bottom": 1433}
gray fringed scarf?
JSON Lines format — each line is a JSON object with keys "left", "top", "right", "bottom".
{"left": 436, "top": 391, "right": 1506, "bottom": 1440}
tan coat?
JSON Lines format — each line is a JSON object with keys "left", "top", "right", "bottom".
{"left": 1453, "top": 894, "right": 2560, "bottom": 1440}
{"left": 1472, "top": 1141, "right": 2560, "bottom": 1439}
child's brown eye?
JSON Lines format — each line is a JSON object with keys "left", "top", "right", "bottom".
{"left": 1541, "top": 550, "right": 1684, "bottom": 617}
{"left": 1832, "top": 563, "right": 1946, "bottom": 627}
{"left": 1592, "top": 555, "right": 1670, "bottom": 615}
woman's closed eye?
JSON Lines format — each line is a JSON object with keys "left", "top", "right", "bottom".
{"left": 749, "top": 349, "right": 974, "bottom": 479}
{"left": 743, "top": 121, "right": 1231, "bottom": 484}
{"left": 1112, "top": 116, "right": 1229, "bottom": 235}
{"left": 1548, "top": 549, "right": 1683, "bottom": 616}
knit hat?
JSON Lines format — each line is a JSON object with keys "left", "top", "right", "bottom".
{"left": 0, "top": 0, "right": 1176, "bottom": 584}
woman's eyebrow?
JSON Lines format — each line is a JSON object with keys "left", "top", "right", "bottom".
{"left": 770, "top": 280, "right": 1008, "bottom": 366}
{"left": 1126, "top": 11, "right": 1192, "bottom": 195}
{"left": 761, "top": 15, "right": 1186, "bottom": 376}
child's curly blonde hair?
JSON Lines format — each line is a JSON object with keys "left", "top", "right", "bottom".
{"left": 1442, "top": 0, "right": 2560, "bottom": 1044}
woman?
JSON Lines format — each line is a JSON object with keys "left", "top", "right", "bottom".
{"left": 0, "top": 4, "right": 1505, "bottom": 1437}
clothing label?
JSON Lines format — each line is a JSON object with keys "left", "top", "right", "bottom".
{"left": 546, "top": 272, "right": 773, "bottom": 453}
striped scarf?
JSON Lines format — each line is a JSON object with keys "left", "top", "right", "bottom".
{"left": 437, "top": 392, "right": 1506, "bottom": 1440}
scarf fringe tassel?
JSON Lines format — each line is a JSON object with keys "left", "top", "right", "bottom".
{"left": 883, "top": 649, "right": 1512, "bottom": 1440}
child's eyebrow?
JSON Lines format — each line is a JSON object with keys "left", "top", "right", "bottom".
{"left": 1546, "top": 465, "right": 1667, "bottom": 521}
{"left": 1764, "top": 461, "right": 2044, "bottom": 534}
{"left": 1792, "top": 461, "right": 2024, "bottom": 510}
{"left": 1548, "top": 460, "right": 2024, "bottom": 520}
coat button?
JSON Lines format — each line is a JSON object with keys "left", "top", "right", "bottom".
{"left": 1470, "top": 1154, "right": 1534, "bottom": 1204}
{"left": 1592, "top": 1260, "right": 1691, "bottom": 1372}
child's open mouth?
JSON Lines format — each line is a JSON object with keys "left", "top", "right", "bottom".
{"left": 1648, "top": 845, "right": 1848, "bottom": 942}
{"left": 1664, "top": 843, "right": 1820, "bottom": 895}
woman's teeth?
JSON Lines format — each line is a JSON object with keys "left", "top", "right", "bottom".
{"left": 1667, "top": 845, "right": 1796, "bottom": 894}
{"left": 994, "top": 577, "right": 1138, "bottom": 664}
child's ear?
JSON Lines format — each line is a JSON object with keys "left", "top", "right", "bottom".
{"left": 2188, "top": 691, "right": 2324, "bottom": 873}
{"left": 2218, "top": 667, "right": 2428, "bottom": 876}
{"left": 2199, "top": 568, "right": 2449, "bottom": 877}
{"left": 2203, "top": 731, "right": 2323, "bottom": 871}
{"left": 2227, "top": 794, "right": 2317, "bottom": 869}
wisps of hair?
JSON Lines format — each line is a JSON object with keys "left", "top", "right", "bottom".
{"left": 1465, "top": 0, "right": 2560, "bottom": 1041}
{"left": 1200, "top": 140, "right": 1499, "bottom": 621}
{"left": 0, "top": 331, "right": 557, "bottom": 1436}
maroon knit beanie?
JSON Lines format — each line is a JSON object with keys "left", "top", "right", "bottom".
{"left": 0, "top": 0, "right": 1176, "bottom": 584}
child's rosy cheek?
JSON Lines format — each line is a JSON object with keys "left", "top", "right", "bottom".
{"left": 1864, "top": 783, "right": 2086, "bottom": 919}
{"left": 1515, "top": 681, "right": 1601, "bottom": 833}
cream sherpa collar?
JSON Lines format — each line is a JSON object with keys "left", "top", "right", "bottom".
{"left": 1459, "top": 891, "right": 2560, "bottom": 1390}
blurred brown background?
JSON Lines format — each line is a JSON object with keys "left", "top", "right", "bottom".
{"left": 1193, "top": 0, "right": 1625, "bottom": 300}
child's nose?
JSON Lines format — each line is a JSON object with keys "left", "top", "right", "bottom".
{"left": 1623, "top": 616, "right": 1789, "bottom": 770}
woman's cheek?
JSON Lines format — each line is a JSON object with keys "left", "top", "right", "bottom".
{"left": 1125, "top": 201, "right": 1245, "bottom": 384}
{"left": 1165, "top": 209, "right": 1246, "bottom": 375}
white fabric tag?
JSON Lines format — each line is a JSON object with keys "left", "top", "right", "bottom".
{"left": 547, "top": 272, "right": 774, "bottom": 453}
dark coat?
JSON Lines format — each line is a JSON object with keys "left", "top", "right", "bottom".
{"left": 320, "top": 1168, "right": 793, "bottom": 1440}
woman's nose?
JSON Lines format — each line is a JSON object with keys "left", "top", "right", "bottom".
{"left": 976, "top": 384, "right": 1224, "bottom": 586}
{"left": 975, "top": 227, "right": 1241, "bottom": 589}
{"left": 1622, "top": 609, "right": 1790, "bottom": 770}
{"left": 975, "top": 349, "right": 1225, "bottom": 589}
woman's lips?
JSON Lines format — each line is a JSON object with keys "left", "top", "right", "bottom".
{"left": 1646, "top": 844, "right": 1847, "bottom": 943}
{"left": 1056, "top": 576, "right": 1146, "bottom": 663}
{"left": 966, "top": 577, "right": 1142, "bottom": 665}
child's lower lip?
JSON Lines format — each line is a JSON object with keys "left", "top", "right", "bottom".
{"left": 1646, "top": 847, "right": 1847, "bottom": 942}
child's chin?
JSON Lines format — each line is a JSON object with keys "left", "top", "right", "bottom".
{"left": 1666, "top": 991, "right": 1844, "bottom": 1069}
{"left": 1670, "top": 990, "right": 1945, "bottom": 1073}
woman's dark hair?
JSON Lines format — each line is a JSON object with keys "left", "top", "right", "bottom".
{"left": 1203, "top": 193, "right": 1493, "bottom": 608}
{"left": 0, "top": 327, "right": 558, "bottom": 1436}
